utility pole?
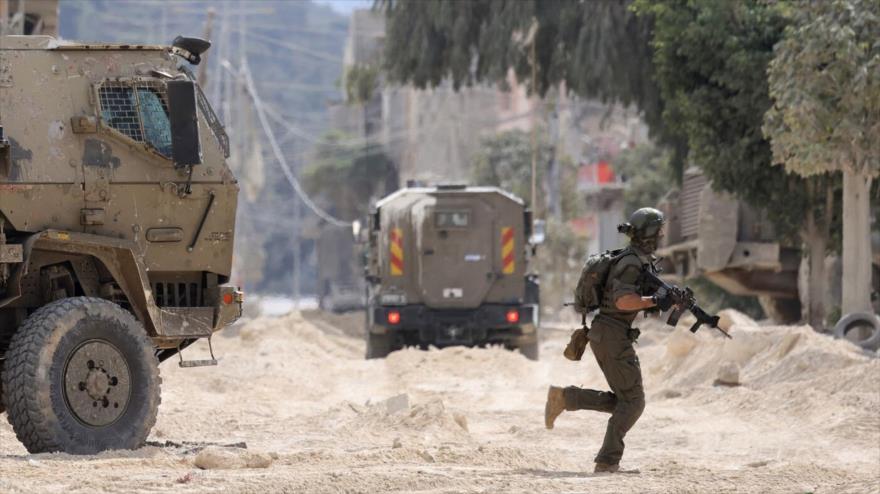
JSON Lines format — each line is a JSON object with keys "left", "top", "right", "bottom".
{"left": 198, "top": 8, "right": 215, "bottom": 89}
{"left": 528, "top": 19, "right": 539, "bottom": 219}
{"left": 547, "top": 90, "right": 562, "bottom": 220}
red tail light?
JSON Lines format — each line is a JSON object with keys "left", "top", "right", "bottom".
{"left": 506, "top": 309, "right": 519, "bottom": 324}
{"left": 387, "top": 310, "right": 401, "bottom": 325}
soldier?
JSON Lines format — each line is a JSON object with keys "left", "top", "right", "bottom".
{"left": 544, "top": 207, "right": 672, "bottom": 473}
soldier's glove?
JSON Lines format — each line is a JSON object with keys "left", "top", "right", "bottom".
{"left": 651, "top": 289, "right": 675, "bottom": 312}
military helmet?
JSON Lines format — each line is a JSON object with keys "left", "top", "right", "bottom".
{"left": 617, "top": 207, "right": 666, "bottom": 240}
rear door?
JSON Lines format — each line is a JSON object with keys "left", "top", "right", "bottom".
{"left": 418, "top": 195, "right": 496, "bottom": 309}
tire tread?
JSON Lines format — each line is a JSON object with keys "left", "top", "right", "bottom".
{"left": 1, "top": 297, "right": 161, "bottom": 453}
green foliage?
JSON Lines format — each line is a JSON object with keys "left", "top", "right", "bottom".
{"left": 472, "top": 129, "right": 582, "bottom": 219}
{"left": 764, "top": 0, "right": 880, "bottom": 178}
{"left": 344, "top": 64, "right": 380, "bottom": 105}
{"left": 634, "top": 0, "right": 808, "bottom": 241}
{"left": 379, "top": 0, "right": 677, "bottom": 152}
{"left": 472, "top": 130, "right": 549, "bottom": 206}
{"left": 611, "top": 143, "right": 675, "bottom": 215}
{"left": 304, "top": 131, "right": 397, "bottom": 221}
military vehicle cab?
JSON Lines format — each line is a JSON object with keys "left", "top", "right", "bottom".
{"left": 0, "top": 35, "right": 241, "bottom": 454}
{"left": 363, "top": 185, "right": 542, "bottom": 360}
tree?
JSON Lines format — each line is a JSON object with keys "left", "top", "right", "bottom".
{"left": 764, "top": 0, "right": 879, "bottom": 315}
{"left": 380, "top": 0, "right": 809, "bottom": 237}
{"left": 633, "top": 0, "right": 807, "bottom": 238}
{"left": 303, "top": 131, "right": 397, "bottom": 221}
{"left": 379, "top": 0, "right": 684, "bottom": 163}
{"left": 472, "top": 129, "right": 582, "bottom": 218}
{"left": 610, "top": 143, "right": 674, "bottom": 216}
{"left": 633, "top": 1, "right": 846, "bottom": 328}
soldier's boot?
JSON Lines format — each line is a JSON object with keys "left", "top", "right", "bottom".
{"left": 594, "top": 462, "right": 620, "bottom": 473}
{"left": 544, "top": 386, "right": 566, "bottom": 429}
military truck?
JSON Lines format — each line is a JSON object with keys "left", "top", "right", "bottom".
{"left": 363, "top": 185, "right": 542, "bottom": 359}
{"left": 0, "top": 34, "right": 241, "bottom": 454}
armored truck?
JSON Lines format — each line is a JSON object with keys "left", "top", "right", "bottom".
{"left": 363, "top": 185, "right": 541, "bottom": 359}
{"left": 0, "top": 35, "right": 241, "bottom": 454}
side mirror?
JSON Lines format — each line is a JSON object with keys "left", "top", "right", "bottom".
{"left": 352, "top": 220, "right": 362, "bottom": 240}
{"left": 167, "top": 80, "right": 202, "bottom": 168}
{"left": 529, "top": 219, "right": 546, "bottom": 245}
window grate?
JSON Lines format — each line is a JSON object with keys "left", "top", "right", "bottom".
{"left": 195, "top": 82, "right": 230, "bottom": 158}
{"left": 98, "top": 80, "right": 172, "bottom": 157}
{"left": 99, "top": 82, "right": 144, "bottom": 142}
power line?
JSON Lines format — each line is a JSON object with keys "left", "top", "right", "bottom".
{"left": 230, "top": 60, "right": 352, "bottom": 228}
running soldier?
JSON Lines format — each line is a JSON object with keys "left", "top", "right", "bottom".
{"left": 545, "top": 207, "right": 673, "bottom": 473}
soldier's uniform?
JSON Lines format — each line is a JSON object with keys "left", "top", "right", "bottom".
{"left": 561, "top": 244, "right": 657, "bottom": 466}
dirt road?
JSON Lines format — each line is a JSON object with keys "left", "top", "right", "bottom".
{"left": 1, "top": 309, "right": 878, "bottom": 493}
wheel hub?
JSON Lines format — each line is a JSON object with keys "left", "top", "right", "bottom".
{"left": 63, "top": 340, "right": 131, "bottom": 427}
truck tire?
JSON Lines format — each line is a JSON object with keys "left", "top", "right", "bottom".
{"left": 366, "top": 332, "right": 394, "bottom": 359}
{"left": 519, "top": 339, "right": 539, "bottom": 361}
{"left": 833, "top": 312, "right": 880, "bottom": 352}
{"left": 1, "top": 297, "right": 161, "bottom": 454}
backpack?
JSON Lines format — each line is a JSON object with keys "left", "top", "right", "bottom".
{"left": 573, "top": 247, "right": 631, "bottom": 314}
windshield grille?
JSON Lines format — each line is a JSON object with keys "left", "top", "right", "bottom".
{"left": 98, "top": 80, "right": 172, "bottom": 157}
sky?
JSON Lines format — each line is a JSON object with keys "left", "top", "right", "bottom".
{"left": 312, "top": 0, "right": 373, "bottom": 15}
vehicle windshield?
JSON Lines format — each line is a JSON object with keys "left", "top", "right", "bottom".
{"left": 99, "top": 82, "right": 172, "bottom": 157}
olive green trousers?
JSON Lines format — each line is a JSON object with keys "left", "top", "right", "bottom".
{"left": 563, "top": 319, "right": 645, "bottom": 465}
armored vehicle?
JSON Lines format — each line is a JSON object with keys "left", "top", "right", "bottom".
{"left": 363, "top": 185, "right": 541, "bottom": 359}
{"left": 656, "top": 167, "right": 880, "bottom": 325}
{"left": 655, "top": 168, "right": 802, "bottom": 322}
{"left": 0, "top": 35, "right": 241, "bottom": 454}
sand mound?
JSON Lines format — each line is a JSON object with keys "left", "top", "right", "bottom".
{"left": 642, "top": 312, "right": 879, "bottom": 445}
{"left": 334, "top": 395, "right": 471, "bottom": 445}
{"left": 194, "top": 446, "right": 274, "bottom": 470}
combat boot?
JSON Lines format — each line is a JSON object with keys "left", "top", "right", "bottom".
{"left": 594, "top": 462, "right": 620, "bottom": 473}
{"left": 544, "top": 386, "right": 566, "bottom": 429}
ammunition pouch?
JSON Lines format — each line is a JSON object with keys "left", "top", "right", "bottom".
{"left": 564, "top": 326, "right": 590, "bottom": 361}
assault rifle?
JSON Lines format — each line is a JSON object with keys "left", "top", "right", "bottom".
{"left": 638, "top": 266, "right": 732, "bottom": 339}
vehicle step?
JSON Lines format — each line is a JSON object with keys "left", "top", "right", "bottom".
{"left": 178, "top": 359, "right": 218, "bottom": 368}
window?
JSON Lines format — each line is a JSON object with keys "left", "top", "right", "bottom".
{"left": 435, "top": 211, "right": 470, "bottom": 228}
{"left": 98, "top": 80, "right": 172, "bottom": 157}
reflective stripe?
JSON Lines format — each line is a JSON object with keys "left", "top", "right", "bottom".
{"left": 501, "top": 226, "right": 515, "bottom": 274}
{"left": 390, "top": 228, "right": 404, "bottom": 276}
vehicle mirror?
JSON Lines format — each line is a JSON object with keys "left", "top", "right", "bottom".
{"left": 530, "top": 219, "right": 546, "bottom": 245}
{"left": 352, "top": 220, "right": 362, "bottom": 240}
{"left": 167, "top": 80, "right": 202, "bottom": 167}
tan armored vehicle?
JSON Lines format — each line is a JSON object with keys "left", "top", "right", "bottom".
{"left": 0, "top": 34, "right": 241, "bottom": 454}
{"left": 363, "top": 185, "right": 542, "bottom": 359}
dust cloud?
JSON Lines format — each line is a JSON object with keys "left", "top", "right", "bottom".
{"left": 1, "top": 309, "right": 878, "bottom": 493}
